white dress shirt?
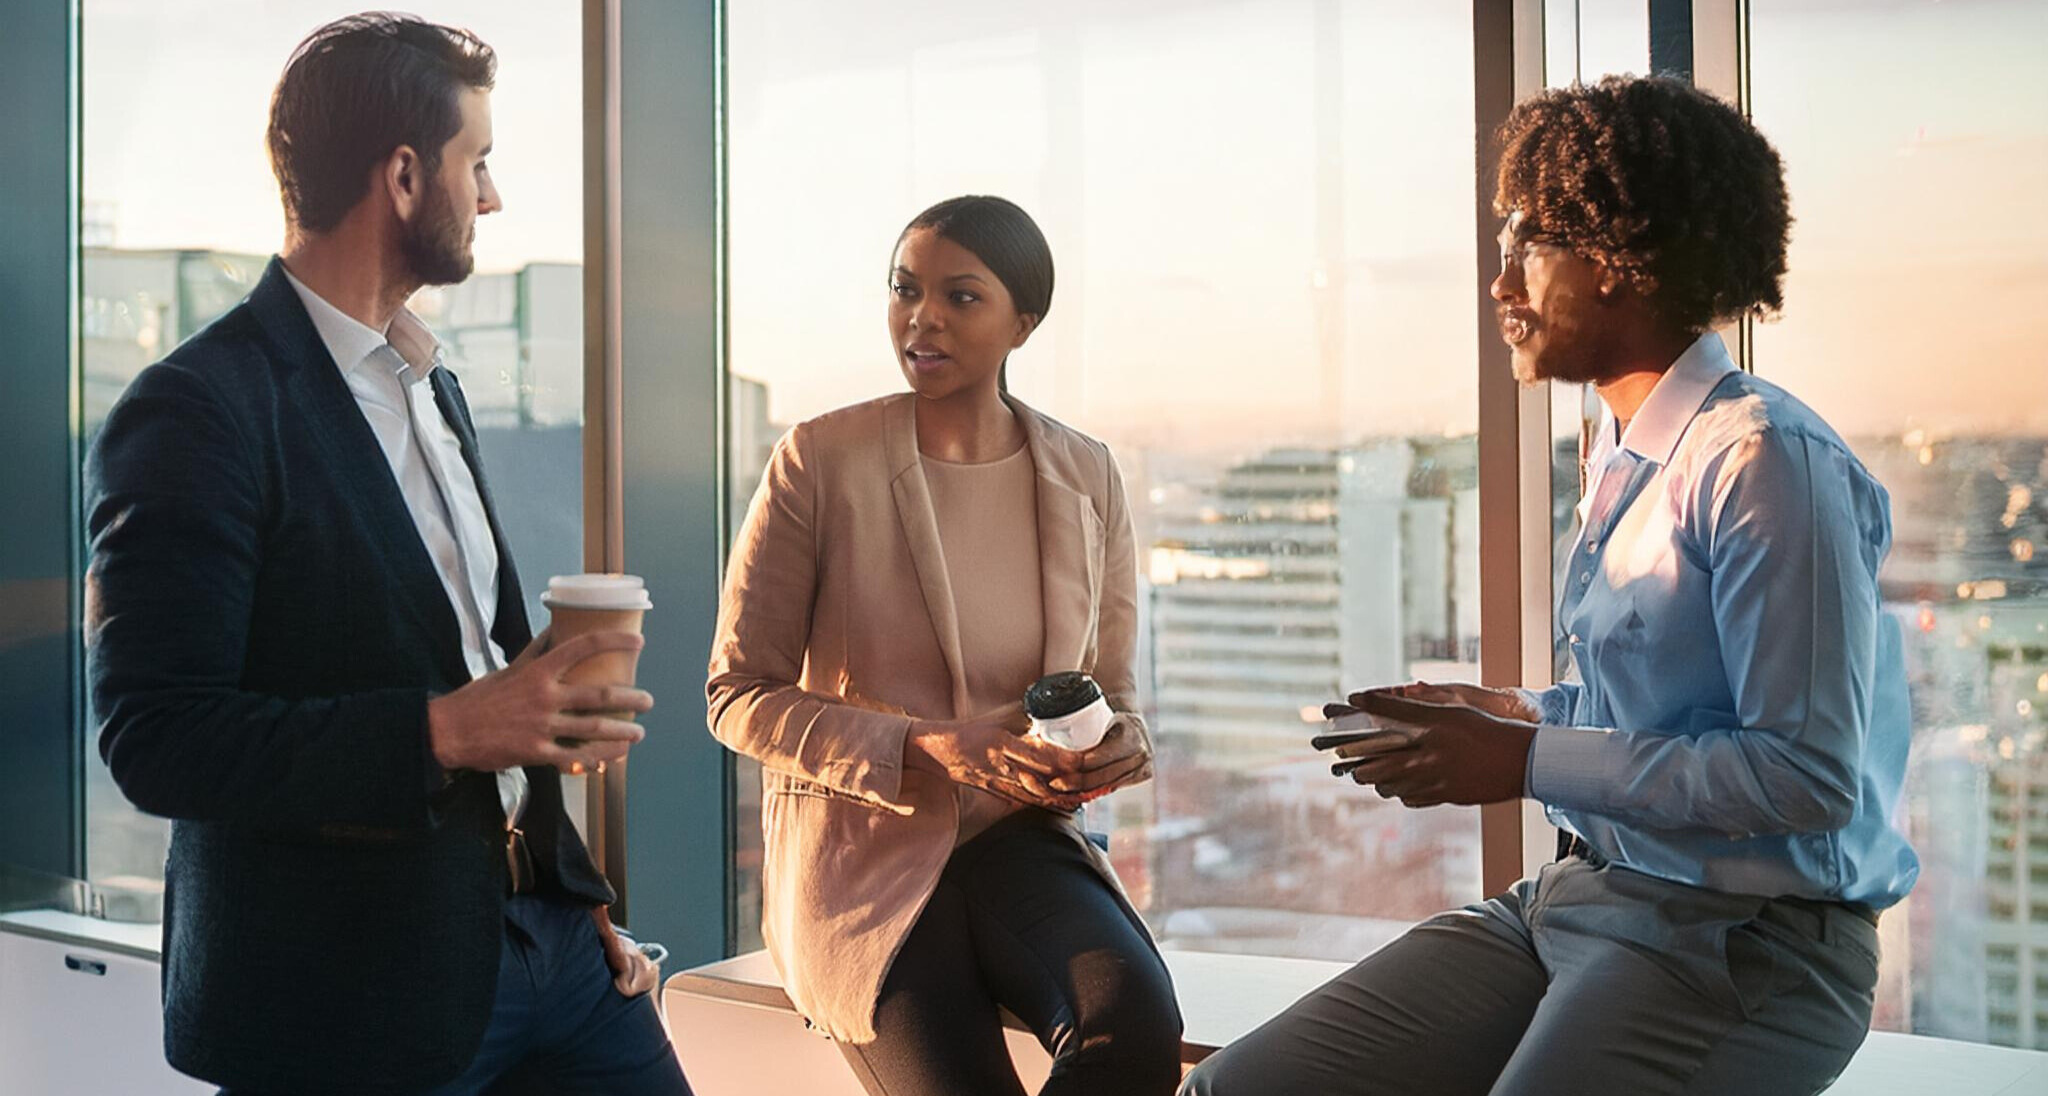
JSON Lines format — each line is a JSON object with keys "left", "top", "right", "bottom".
{"left": 282, "top": 265, "right": 528, "bottom": 826}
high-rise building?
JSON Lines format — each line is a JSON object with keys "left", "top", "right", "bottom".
{"left": 1148, "top": 439, "right": 1479, "bottom": 767}
{"left": 1139, "top": 438, "right": 1483, "bottom": 956}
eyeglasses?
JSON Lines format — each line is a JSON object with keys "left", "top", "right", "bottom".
{"left": 1498, "top": 234, "right": 1570, "bottom": 273}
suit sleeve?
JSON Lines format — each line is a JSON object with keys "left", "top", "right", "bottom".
{"left": 705, "top": 424, "right": 915, "bottom": 812}
{"left": 87, "top": 361, "right": 440, "bottom": 829}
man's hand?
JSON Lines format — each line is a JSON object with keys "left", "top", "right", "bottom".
{"left": 1332, "top": 680, "right": 1540, "bottom": 724}
{"left": 427, "top": 630, "right": 653, "bottom": 776}
{"left": 591, "top": 907, "right": 659, "bottom": 997}
{"left": 907, "top": 712, "right": 1152, "bottom": 812}
{"left": 1334, "top": 691, "right": 1538, "bottom": 808}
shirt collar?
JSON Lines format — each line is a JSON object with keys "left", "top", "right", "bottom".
{"left": 1610, "top": 330, "right": 1739, "bottom": 466}
{"left": 280, "top": 263, "right": 442, "bottom": 383}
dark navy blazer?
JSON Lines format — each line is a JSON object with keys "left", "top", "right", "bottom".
{"left": 86, "top": 258, "right": 612, "bottom": 1094}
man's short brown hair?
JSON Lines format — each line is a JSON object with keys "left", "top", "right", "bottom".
{"left": 267, "top": 13, "right": 495, "bottom": 233}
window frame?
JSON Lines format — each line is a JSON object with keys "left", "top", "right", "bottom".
{"left": 0, "top": 0, "right": 1769, "bottom": 972}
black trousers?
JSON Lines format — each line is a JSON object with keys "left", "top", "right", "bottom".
{"left": 838, "top": 809, "right": 1184, "bottom": 1096}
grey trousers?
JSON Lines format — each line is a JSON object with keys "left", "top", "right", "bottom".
{"left": 1181, "top": 856, "right": 1881, "bottom": 1096}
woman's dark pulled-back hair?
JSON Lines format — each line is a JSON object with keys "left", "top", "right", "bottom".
{"left": 898, "top": 195, "right": 1055, "bottom": 324}
{"left": 268, "top": 12, "right": 496, "bottom": 233}
{"left": 1493, "top": 76, "right": 1791, "bottom": 333}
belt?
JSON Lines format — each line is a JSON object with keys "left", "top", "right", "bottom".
{"left": 1775, "top": 890, "right": 1880, "bottom": 929}
{"left": 1555, "top": 831, "right": 1879, "bottom": 928}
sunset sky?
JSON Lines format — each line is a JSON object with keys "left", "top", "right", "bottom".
{"left": 85, "top": 0, "right": 2046, "bottom": 444}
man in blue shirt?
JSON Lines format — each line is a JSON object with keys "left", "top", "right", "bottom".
{"left": 1183, "top": 76, "right": 1917, "bottom": 1096}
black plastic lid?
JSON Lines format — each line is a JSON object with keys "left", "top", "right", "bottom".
{"left": 1025, "top": 671, "right": 1103, "bottom": 719}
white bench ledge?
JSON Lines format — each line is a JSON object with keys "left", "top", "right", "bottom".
{"left": 664, "top": 948, "right": 2048, "bottom": 1096}
{"left": 0, "top": 909, "right": 161, "bottom": 961}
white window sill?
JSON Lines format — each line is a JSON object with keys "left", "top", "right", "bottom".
{"left": 664, "top": 948, "right": 2048, "bottom": 1094}
{"left": 0, "top": 909, "right": 161, "bottom": 961}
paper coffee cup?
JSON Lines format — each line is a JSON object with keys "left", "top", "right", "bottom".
{"left": 1025, "top": 671, "right": 1116, "bottom": 751}
{"left": 542, "top": 574, "right": 651, "bottom": 719}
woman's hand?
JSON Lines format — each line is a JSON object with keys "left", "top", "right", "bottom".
{"left": 907, "top": 712, "right": 1151, "bottom": 811}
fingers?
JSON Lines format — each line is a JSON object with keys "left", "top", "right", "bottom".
{"left": 557, "top": 684, "right": 655, "bottom": 715}
{"left": 512, "top": 627, "right": 553, "bottom": 665}
{"left": 551, "top": 714, "right": 648, "bottom": 744}
{"left": 1043, "top": 720, "right": 1147, "bottom": 772}
{"left": 1346, "top": 751, "right": 1418, "bottom": 787}
{"left": 615, "top": 953, "right": 659, "bottom": 997}
{"left": 984, "top": 769, "right": 1064, "bottom": 809}
{"left": 1051, "top": 748, "right": 1150, "bottom": 794}
{"left": 1346, "top": 750, "right": 1453, "bottom": 807}
{"left": 1331, "top": 731, "right": 1417, "bottom": 759}
{"left": 1347, "top": 691, "right": 1464, "bottom": 730}
{"left": 534, "top": 630, "right": 646, "bottom": 675}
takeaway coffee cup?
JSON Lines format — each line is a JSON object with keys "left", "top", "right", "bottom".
{"left": 542, "top": 574, "right": 652, "bottom": 719}
{"left": 1025, "top": 671, "right": 1116, "bottom": 751}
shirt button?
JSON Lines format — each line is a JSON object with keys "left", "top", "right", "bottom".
{"left": 1578, "top": 572, "right": 1591, "bottom": 585}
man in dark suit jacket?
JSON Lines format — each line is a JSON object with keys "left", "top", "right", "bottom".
{"left": 85, "top": 15, "right": 693, "bottom": 1095}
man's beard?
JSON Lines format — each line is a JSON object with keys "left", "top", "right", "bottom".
{"left": 1506, "top": 292, "right": 1617, "bottom": 386}
{"left": 400, "top": 182, "right": 473, "bottom": 286}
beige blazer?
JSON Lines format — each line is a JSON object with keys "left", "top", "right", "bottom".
{"left": 706, "top": 392, "right": 1148, "bottom": 1043}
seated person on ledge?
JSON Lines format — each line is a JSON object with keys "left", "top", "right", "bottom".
{"left": 1183, "top": 75, "right": 1917, "bottom": 1096}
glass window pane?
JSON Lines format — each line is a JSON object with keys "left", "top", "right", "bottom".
{"left": 728, "top": 0, "right": 1481, "bottom": 960}
{"left": 79, "top": 4, "right": 586, "bottom": 902}
{"left": 1545, "top": 10, "right": 1650, "bottom": 695}
{"left": 1750, "top": 0, "right": 2048, "bottom": 1049}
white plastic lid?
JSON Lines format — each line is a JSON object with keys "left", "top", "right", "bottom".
{"left": 541, "top": 573, "right": 652, "bottom": 611}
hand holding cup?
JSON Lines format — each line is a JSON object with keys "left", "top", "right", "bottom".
{"left": 426, "top": 628, "right": 652, "bottom": 777}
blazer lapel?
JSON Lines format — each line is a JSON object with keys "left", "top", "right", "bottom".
{"left": 885, "top": 397, "right": 973, "bottom": 719}
{"left": 430, "top": 368, "right": 533, "bottom": 656}
{"left": 248, "top": 261, "right": 469, "bottom": 683}
{"left": 1013, "top": 400, "right": 1103, "bottom": 675}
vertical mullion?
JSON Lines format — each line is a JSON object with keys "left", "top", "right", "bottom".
{"left": 608, "top": 0, "right": 730, "bottom": 965}
{"left": 0, "top": 0, "right": 84, "bottom": 882}
{"left": 581, "top": 0, "right": 623, "bottom": 892}
{"left": 1650, "top": 0, "right": 1695, "bottom": 80}
{"left": 1690, "top": 0, "right": 1751, "bottom": 371}
{"left": 1475, "top": 0, "right": 1547, "bottom": 898}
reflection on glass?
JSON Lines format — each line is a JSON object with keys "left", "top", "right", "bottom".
{"left": 728, "top": 0, "right": 1482, "bottom": 960}
{"left": 1751, "top": 0, "right": 2048, "bottom": 1049}
{"left": 79, "top": 2, "right": 585, "bottom": 894}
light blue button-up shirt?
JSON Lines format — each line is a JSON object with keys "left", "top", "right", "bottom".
{"left": 1523, "top": 332, "right": 1919, "bottom": 908}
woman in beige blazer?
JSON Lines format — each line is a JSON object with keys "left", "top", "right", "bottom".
{"left": 707, "top": 196, "right": 1181, "bottom": 1095}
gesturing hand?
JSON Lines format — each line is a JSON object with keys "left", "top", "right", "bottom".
{"left": 908, "top": 712, "right": 1152, "bottom": 812}
{"left": 1328, "top": 690, "right": 1538, "bottom": 809}
{"left": 1330, "top": 681, "right": 1540, "bottom": 724}
{"left": 427, "top": 629, "right": 654, "bottom": 776}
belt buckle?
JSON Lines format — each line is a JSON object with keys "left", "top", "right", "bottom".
{"left": 505, "top": 826, "right": 535, "bottom": 894}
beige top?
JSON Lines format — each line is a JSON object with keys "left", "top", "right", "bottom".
{"left": 706, "top": 393, "right": 1153, "bottom": 1043}
{"left": 921, "top": 444, "right": 1045, "bottom": 844}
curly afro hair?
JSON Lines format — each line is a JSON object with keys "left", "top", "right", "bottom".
{"left": 1493, "top": 76, "right": 1791, "bottom": 333}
